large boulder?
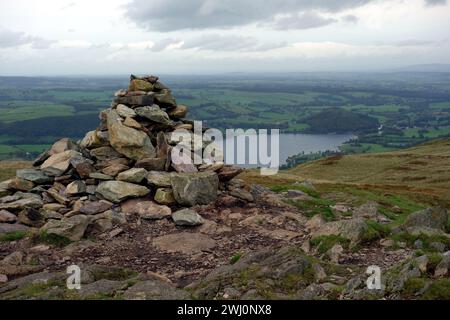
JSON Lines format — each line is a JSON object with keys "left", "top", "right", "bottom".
{"left": 107, "top": 110, "right": 156, "bottom": 160}
{"left": 96, "top": 181, "right": 150, "bottom": 203}
{"left": 170, "top": 172, "right": 219, "bottom": 206}
{"left": 40, "top": 215, "right": 90, "bottom": 241}
{"left": 403, "top": 207, "right": 448, "bottom": 232}
{"left": 312, "top": 218, "right": 378, "bottom": 244}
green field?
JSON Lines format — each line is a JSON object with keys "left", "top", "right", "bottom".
{"left": 0, "top": 103, "right": 75, "bottom": 122}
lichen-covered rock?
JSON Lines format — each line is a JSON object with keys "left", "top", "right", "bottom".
{"left": 170, "top": 172, "right": 219, "bottom": 206}
{"left": 403, "top": 207, "right": 448, "bottom": 232}
{"left": 40, "top": 215, "right": 90, "bottom": 241}
{"left": 154, "top": 188, "right": 176, "bottom": 205}
{"left": 16, "top": 169, "right": 52, "bottom": 184}
{"left": 146, "top": 171, "right": 171, "bottom": 187}
{"left": 96, "top": 181, "right": 150, "bottom": 203}
{"left": 135, "top": 105, "right": 171, "bottom": 125}
{"left": 117, "top": 168, "right": 147, "bottom": 184}
{"left": 128, "top": 79, "right": 153, "bottom": 92}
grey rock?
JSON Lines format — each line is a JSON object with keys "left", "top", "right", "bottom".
{"left": 79, "top": 200, "right": 113, "bottom": 215}
{"left": 40, "top": 215, "right": 90, "bottom": 241}
{"left": 312, "top": 218, "right": 378, "bottom": 244}
{"left": 135, "top": 105, "right": 171, "bottom": 125}
{"left": 40, "top": 150, "right": 81, "bottom": 176}
{"left": 16, "top": 169, "right": 52, "bottom": 184}
{"left": 153, "top": 232, "right": 215, "bottom": 254}
{"left": 0, "top": 223, "right": 29, "bottom": 236}
{"left": 0, "top": 210, "right": 17, "bottom": 223}
{"left": 171, "top": 172, "right": 218, "bottom": 206}
{"left": 78, "top": 279, "right": 127, "bottom": 298}
{"left": 147, "top": 171, "right": 171, "bottom": 187}
{"left": 96, "top": 181, "right": 150, "bottom": 203}
{"left": 124, "top": 280, "right": 189, "bottom": 300}
{"left": 403, "top": 207, "right": 448, "bottom": 231}
{"left": 89, "top": 172, "right": 113, "bottom": 180}
{"left": 65, "top": 181, "right": 86, "bottom": 195}
{"left": 172, "top": 209, "right": 204, "bottom": 226}
{"left": 107, "top": 110, "right": 156, "bottom": 160}
{"left": 121, "top": 199, "right": 171, "bottom": 220}
{"left": 117, "top": 168, "right": 147, "bottom": 184}
{"left": 116, "top": 104, "right": 136, "bottom": 118}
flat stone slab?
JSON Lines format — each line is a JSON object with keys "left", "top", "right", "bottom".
{"left": 152, "top": 232, "right": 216, "bottom": 254}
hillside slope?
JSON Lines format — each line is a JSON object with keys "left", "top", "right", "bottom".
{"left": 242, "top": 138, "right": 450, "bottom": 203}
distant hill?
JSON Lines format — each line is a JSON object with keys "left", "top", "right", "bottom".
{"left": 393, "top": 64, "right": 450, "bottom": 73}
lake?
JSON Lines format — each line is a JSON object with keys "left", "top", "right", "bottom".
{"left": 277, "top": 133, "right": 355, "bottom": 164}
{"left": 217, "top": 133, "right": 355, "bottom": 167}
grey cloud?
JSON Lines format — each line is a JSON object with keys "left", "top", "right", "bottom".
{"left": 180, "top": 34, "right": 286, "bottom": 52}
{"left": 0, "top": 27, "right": 53, "bottom": 49}
{"left": 124, "top": 0, "right": 375, "bottom": 31}
{"left": 271, "top": 12, "right": 337, "bottom": 30}
{"left": 342, "top": 14, "right": 359, "bottom": 24}
{"left": 394, "top": 39, "right": 435, "bottom": 47}
{"left": 424, "top": 0, "right": 447, "bottom": 6}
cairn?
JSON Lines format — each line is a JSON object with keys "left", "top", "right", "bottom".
{"left": 0, "top": 75, "right": 247, "bottom": 241}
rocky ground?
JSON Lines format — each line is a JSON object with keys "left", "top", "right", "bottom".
{"left": 0, "top": 182, "right": 448, "bottom": 300}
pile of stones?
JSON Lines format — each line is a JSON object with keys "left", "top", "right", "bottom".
{"left": 0, "top": 74, "right": 246, "bottom": 241}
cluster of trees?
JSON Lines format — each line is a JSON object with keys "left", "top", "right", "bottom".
{"left": 281, "top": 150, "right": 342, "bottom": 169}
{"left": 303, "top": 108, "right": 379, "bottom": 134}
{"left": 0, "top": 114, "right": 98, "bottom": 144}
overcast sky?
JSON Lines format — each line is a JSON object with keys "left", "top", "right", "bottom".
{"left": 0, "top": 0, "right": 449, "bottom": 75}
